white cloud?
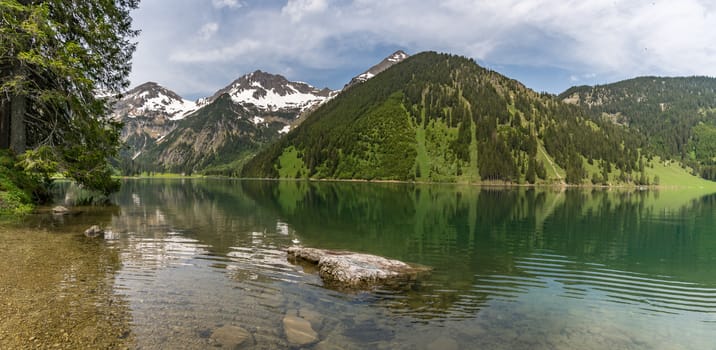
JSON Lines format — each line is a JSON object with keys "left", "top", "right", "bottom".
{"left": 212, "top": 0, "right": 242, "bottom": 9}
{"left": 198, "top": 22, "right": 219, "bottom": 41}
{"left": 483, "top": 0, "right": 716, "bottom": 78}
{"left": 281, "top": 0, "right": 328, "bottom": 22}
{"left": 132, "top": 0, "right": 716, "bottom": 97}
{"left": 171, "top": 39, "right": 263, "bottom": 63}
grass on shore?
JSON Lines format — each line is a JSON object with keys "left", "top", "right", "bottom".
{"left": 645, "top": 156, "right": 716, "bottom": 189}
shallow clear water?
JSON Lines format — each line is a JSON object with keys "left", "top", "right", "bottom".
{"left": 5, "top": 179, "right": 716, "bottom": 349}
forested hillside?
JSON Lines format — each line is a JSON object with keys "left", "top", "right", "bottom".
{"left": 242, "top": 52, "right": 650, "bottom": 185}
{"left": 560, "top": 77, "right": 716, "bottom": 180}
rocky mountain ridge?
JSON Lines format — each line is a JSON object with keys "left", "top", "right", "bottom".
{"left": 198, "top": 70, "right": 336, "bottom": 112}
{"left": 110, "top": 82, "right": 197, "bottom": 163}
{"left": 344, "top": 50, "right": 409, "bottom": 89}
{"left": 112, "top": 81, "right": 198, "bottom": 121}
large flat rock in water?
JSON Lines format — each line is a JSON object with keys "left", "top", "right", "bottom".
{"left": 287, "top": 247, "right": 430, "bottom": 289}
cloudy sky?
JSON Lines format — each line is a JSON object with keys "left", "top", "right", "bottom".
{"left": 129, "top": 0, "right": 716, "bottom": 100}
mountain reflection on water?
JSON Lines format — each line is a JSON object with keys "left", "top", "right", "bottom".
{"left": 14, "top": 179, "right": 715, "bottom": 349}
{"left": 242, "top": 181, "right": 716, "bottom": 318}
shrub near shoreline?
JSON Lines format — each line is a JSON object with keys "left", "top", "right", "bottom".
{"left": 0, "top": 151, "right": 45, "bottom": 216}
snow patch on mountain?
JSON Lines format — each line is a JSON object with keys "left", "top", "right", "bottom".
{"left": 203, "top": 70, "right": 334, "bottom": 115}
{"left": 115, "top": 82, "right": 197, "bottom": 120}
{"left": 387, "top": 51, "right": 409, "bottom": 62}
{"left": 231, "top": 86, "right": 326, "bottom": 112}
{"left": 137, "top": 93, "right": 197, "bottom": 120}
{"left": 252, "top": 116, "right": 265, "bottom": 125}
{"left": 357, "top": 72, "right": 375, "bottom": 81}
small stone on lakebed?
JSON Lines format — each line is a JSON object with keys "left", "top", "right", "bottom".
{"left": 84, "top": 225, "right": 104, "bottom": 238}
{"left": 283, "top": 314, "right": 319, "bottom": 346}
{"left": 210, "top": 325, "right": 251, "bottom": 348}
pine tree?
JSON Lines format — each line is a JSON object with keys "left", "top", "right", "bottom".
{"left": 0, "top": 0, "right": 139, "bottom": 194}
{"left": 526, "top": 156, "right": 536, "bottom": 184}
{"left": 535, "top": 160, "right": 547, "bottom": 180}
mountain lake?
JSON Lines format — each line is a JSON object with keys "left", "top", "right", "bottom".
{"left": 1, "top": 178, "right": 716, "bottom": 349}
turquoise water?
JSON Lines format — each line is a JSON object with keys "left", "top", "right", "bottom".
{"left": 13, "top": 179, "right": 716, "bottom": 348}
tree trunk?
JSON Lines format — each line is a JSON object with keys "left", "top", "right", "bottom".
{"left": 10, "top": 93, "right": 26, "bottom": 154}
{"left": 0, "top": 99, "right": 9, "bottom": 149}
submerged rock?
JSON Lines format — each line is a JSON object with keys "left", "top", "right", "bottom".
{"left": 83, "top": 225, "right": 104, "bottom": 238}
{"left": 210, "top": 325, "right": 251, "bottom": 348}
{"left": 287, "top": 247, "right": 431, "bottom": 289}
{"left": 298, "top": 307, "right": 323, "bottom": 329}
{"left": 52, "top": 206, "right": 70, "bottom": 215}
{"left": 283, "top": 314, "right": 318, "bottom": 346}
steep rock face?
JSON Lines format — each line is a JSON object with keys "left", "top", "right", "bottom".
{"left": 138, "top": 95, "right": 272, "bottom": 174}
{"left": 110, "top": 82, "right": 198, "bottom": 168}
{"left": 344, "top": 50, "right": 410, "bottom": 89}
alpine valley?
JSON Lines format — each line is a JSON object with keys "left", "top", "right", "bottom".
{"left": 113, "top": 51, "right": 716, "bottom": 187}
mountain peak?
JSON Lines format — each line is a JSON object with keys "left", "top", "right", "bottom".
{"left": 238, "top": 70, "right": 292, "bottom": 90}
{"left": 201, "top": 70, "right": 334, "bottom": 113}
{"left": 345, "top": 50, "right": 411, "bottom": 89}
{"left": 133, "top": 81, "right": 162, "bottom": 90}
{"left": 248, "top": 69, "right": 274, "bottom": 77}
{"left": 114, "top": 82, "right": 197, "bottom": 121}
{"left": 387, "top": 50, "right": 409, "bottom": 62}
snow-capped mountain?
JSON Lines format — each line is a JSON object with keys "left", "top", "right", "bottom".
{"left": 345, "top": 50, "right": 410, "bottom": 89}
{"left": 125, "top": 72, "right": 337, "bottom": 175}
{"left": 200, "top": 70, "right": 335, "bottom": 114}
{"left": 110, "top": 82, "right": 200, "bottom": 168}
{"left": 112, "top": 82, "right": 197, "bottom": 121}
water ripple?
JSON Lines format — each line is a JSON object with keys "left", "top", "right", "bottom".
{"left": 503, "top": 253, "right": 716, "bottom": 318}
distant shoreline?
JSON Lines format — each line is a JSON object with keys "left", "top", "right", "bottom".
{"left": 117, "top": 175, "right": 716, "bottom": 191}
